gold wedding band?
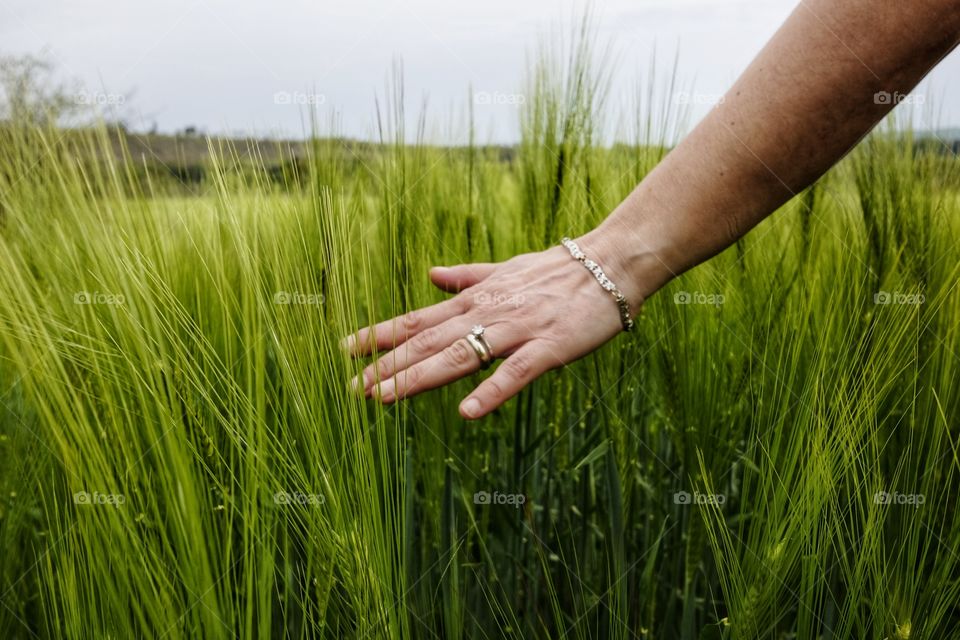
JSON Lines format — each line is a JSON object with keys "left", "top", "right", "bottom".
{"left": 465, "top": 325, "right": 494, "bottom": 369}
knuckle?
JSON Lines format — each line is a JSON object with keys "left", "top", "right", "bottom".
{"left": 443, "top": 340, "right": 474, "bottom": 368}
{"left": 514, "top": 298, "right": 534, "bottom": 317}
{"left": 503, "top": 352, "right": 534, "bottom": 381}
{"left": 452, "top": 294, "right": 472, "bottom": 313}
{"left": 483, "top": 378, "right": 508, "bottom": 402}
{"left": 401, "top": 310, "right": 423, "bottom": 334}
{"left": 409, "top": 325, "right": 440, "bottom": 353}
{"left": 364, "top": 362, "right": 382, "bottom": 383}
{"left": 375, "top": 356, "right": 396, "bottom": 380}
{"left": 396, "top": 366, "right": 422, "bottom": 394}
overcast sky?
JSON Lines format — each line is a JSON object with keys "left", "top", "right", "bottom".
{"left": 2, "top": 0, "right": 957, "bottom": 143}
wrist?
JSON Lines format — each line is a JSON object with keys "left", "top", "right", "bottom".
{"left": 574, "top": 215, "right": 679, "bottom": 317}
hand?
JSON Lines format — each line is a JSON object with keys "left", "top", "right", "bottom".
{"left": 343, "top": 240, "right": 641, "bottom": 420}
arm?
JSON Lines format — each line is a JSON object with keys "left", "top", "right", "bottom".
{"left": 345, "top": 0, "right": 960, "bottom": 420}
{"left": 582, "top": 0, "right": 960, "bottom": 308}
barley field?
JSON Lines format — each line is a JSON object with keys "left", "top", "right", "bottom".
{"left": 0, "top": 44, "right": 959, "bottom": 640}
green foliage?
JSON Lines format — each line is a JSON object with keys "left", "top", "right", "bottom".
{"left": 0, "top": 41, "right": 959, "bottom": 640}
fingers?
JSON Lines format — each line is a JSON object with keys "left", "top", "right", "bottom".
{"left": 353, "top": 318, "right": 466, "bottom": 395}
{"left": 458, "top": 343, "right": 554, "bottom": 420}
{"left": 375, "top": 324, "right": 519, "bottom": 403}
{"left": 374, "top": 338, "right": 479, "bottom": 403}
{"left": 429, "top": 263, "right": 497, "bottom": 293}
{"left": 343, "top": 296, "right": 466, "bottom": 356}
{"left": 342, "top": 262, "right": 496, "bottom": 356}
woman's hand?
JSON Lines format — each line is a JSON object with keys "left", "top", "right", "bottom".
{"left": 340, "top": 0, "right": 960, "bottom": 421}
{"left": 343, "top": 239, "right": 642, "bottom": 420}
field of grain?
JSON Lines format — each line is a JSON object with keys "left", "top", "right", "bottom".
{"left": 1, "top": 44, "right": 959, "bottom": 639}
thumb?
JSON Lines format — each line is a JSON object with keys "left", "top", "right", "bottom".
{"left": 429, "top": 263, "right": 497, "bottom": 293}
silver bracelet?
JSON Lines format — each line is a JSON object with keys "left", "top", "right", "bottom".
{"left": 561, "top": 237, "right": 636, "bottom": 332}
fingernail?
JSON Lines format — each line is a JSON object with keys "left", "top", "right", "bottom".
{"left": 461, "top": 398, "right": 481, "bottom": 419}
{"left": 340, "top": 335, "right": 355, "bottom": 352}
{"left": 376, "top": 379, "right": 396, "bottom": 402}
{"left": 350, "top": 375, "right": 362, "bottom": 393}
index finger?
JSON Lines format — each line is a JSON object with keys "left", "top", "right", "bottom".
{"left": 342, "top": 296, "right": 468, "bottom": 356}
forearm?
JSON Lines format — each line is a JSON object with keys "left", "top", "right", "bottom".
{"left": 583, "top": 0, "right": 960, "bottom": 310}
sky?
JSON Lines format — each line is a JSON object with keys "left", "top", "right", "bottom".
{"left": 1, "top": 0, "right": 958, "bottom": 144}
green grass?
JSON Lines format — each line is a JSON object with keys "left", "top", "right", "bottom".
{"left": 1, "top": 37, "right": 960, "bottom": 639}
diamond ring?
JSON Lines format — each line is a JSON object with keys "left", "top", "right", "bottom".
{"left": 464, "top": 324, "right": 494, "bottom": 369}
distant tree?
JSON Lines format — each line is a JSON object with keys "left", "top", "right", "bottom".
{"left": 0, "top": 52, "right": 79, "bottom": 125}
